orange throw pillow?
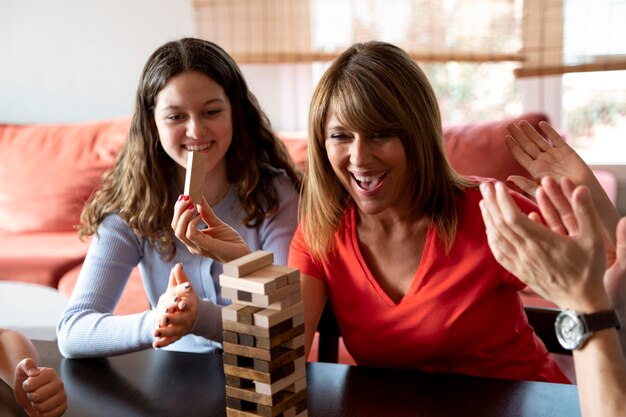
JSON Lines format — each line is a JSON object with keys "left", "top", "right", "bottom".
{"left": 0, "top": 118, "right": 130, "bottom": 233}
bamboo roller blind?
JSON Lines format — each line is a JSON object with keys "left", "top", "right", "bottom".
{"left": 193, "top": 0, "right": 626, "bottom": 77}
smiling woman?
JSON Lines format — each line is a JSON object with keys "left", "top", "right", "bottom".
{"left": 56, "top": 38, "right": 302, "bottom": 359}
{"left": 287, "top": 41, "right": 605, "bottom": 384}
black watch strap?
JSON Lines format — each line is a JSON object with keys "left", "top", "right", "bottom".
{"left": 580, "top": 310, "right": 621, "bottom": 332}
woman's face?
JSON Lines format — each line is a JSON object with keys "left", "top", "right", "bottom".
{"left": 324, "top": 104, "right": 412, "bottom": 216}
{"left": 154, "top": 71, "right": 233, "bottom": 183}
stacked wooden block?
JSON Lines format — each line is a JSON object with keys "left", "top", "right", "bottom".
{"left": 221, "top": 251, "right": 308, "bottom": 417}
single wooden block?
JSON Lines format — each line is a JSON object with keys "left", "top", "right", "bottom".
{"left": 222, "top": 303, "right": 248, "bottom": 322}
{"left": 184, "top": 151, "right": 207, "bottom": 204}
{"left": 239, "top": 333, "right": 256, "bottom": 347}
{"left": 292, "top": 313, "right": 304, "bottom": 327}
{"left": 223, "top": 251, "right": 274, "bottom": 277}
{"left": 226, "top": 374, "right": 255, "bottom": 389}
{"left": 254, "top": 366, "right": 307, "bottom": 396}
{"left": 220, "top": 267, "right": 289, "bottom": 295}
{"left": 226, "top": 408, "right": 260, "bottom": 417}
{"left": 225, "top": 396, "right": 257, "bottom": 413}
{"left": 238, "top": 306, "right": 264, "bottom": 325}
{"left": 284, "top": 375, "right": 307, "bottom": 393}
{"left": 223, "top": 330, "right": 240, "bottom": 345}
{"left": 222, "top": 281, "right": 301, "bottom": 308}
{"left": 266, "top": 265, "right": 300, "bottom": 284}
{"left": 279, "top": 333, "right": 305, "bottom": 350}
{"left": 253, "top": 301, "right": 304, "bottom": 328}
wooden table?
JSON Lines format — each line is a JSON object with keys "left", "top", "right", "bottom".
{"left": 0, "top": 340, "right": 581, "bottom": 417}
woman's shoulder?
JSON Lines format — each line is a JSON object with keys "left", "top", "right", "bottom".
{"left": 96, "top": 213, "right": 144, "bottom": 243}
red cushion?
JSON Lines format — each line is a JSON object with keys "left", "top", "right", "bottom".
{"left": 0, "top": 118, "right": 130, "bottom": 233}
{"left": 278, "top": 131, "right": 308, "bottom": 171}
{"left": 443, "top": 113, "right": 550, "bottom": 182}
{"left": 0, "top": 231, "right": 90, "bottom": 287}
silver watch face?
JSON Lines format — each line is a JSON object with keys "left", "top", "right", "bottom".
{"left": 555, "top": 310, "right": 586, "bottom": 350}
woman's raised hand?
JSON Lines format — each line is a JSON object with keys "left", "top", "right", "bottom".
{"left": 506, "top": 120, "right": 620, "bottom": 243}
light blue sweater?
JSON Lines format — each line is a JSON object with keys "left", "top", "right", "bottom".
{"left": 57, "top": 175, "right": 299, "bottom": 358}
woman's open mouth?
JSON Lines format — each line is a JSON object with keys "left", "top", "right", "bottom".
{"left": 351, "top": 171, "right": 388, "bottom": 191}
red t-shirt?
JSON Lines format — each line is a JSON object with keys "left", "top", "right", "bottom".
{"left": 289, "top": 186, "right": 569, "bottom": 383}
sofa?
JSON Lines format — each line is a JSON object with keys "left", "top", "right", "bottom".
{"left": 0, "top": 113, "right": 618, "bottom": 315}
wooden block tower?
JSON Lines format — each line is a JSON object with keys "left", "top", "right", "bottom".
{"left": 220, "top": 251, "right": 308, "bottom": 417}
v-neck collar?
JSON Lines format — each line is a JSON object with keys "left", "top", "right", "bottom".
{"left": 347, "top": 205, "right": 434, "bottom": 307}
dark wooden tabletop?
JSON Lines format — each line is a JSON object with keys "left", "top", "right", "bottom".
{"left": 0, "top": 340, "right": 581, "bottom": 417}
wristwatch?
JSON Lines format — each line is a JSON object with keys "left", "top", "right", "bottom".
{"left": 555, "top": 309, "right": 621, "bottom": 350}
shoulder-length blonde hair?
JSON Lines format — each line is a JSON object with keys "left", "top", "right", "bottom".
{"left": 79, "top": 38, "right": 301, "bottom": 261}
{"left": 301, "top": 41, "right": 471, "bottom": 261}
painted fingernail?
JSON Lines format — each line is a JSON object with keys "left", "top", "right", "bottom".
{"left": 187, "top": 203, "right": 195, "bottom": 210}
{"left": 184, "top": 283, "right": 190, "bottom": 289}
{"left": 182, "top": 195, "right": 190, "bottom": 201}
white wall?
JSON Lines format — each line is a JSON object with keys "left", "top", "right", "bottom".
{"left": 0, "top": 0, "right": 194, "bottom": 123}
{"left": 0, "top": 0, "right": 312, "bottom": 131}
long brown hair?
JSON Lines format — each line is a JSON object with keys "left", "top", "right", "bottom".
{"left": 80, "top": 38, "right": 301, "bottom": 260}
{"left": 302, "top": 41, "right": 471, "bottom": 261}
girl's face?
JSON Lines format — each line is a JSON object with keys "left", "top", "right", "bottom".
{"left": 154, "top": 71, "right": 233, "bottom": 185}
{"left": 324, "top": 104, "right": 412, "bottom": 216}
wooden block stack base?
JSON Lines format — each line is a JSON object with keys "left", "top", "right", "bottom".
{"left": 221, "top": 251, "right": 308, "bottom": 417}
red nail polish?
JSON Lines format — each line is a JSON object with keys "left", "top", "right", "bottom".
{"left": 187, "top": 203, "right": 195, "bottom": 210}
{"left": 182, "top": 195, "right": 190, "bottom": 201}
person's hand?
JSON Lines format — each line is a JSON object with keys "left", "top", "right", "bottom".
{"left": 172, "top": 195, "right": 251, "bottom": 263}
{"left": 603, "top": 218, "right": 626, "bottom": 311}
{"left": 505, "top": 120, "right": 595, "bottom": 197}
{"left": 14, "top": 358, "right": 67, "bottom": 417}
{"left": 505, "top": 120, "right": 619, "bottom": 242}
{"left": 153, "top": 263, "right": 198, "bottom": 349}
{"left": 479, "top": 180, "right": 610, "bottom": 312}
{"left": 533, "top": 176, "right": 626, "bottom": 311}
